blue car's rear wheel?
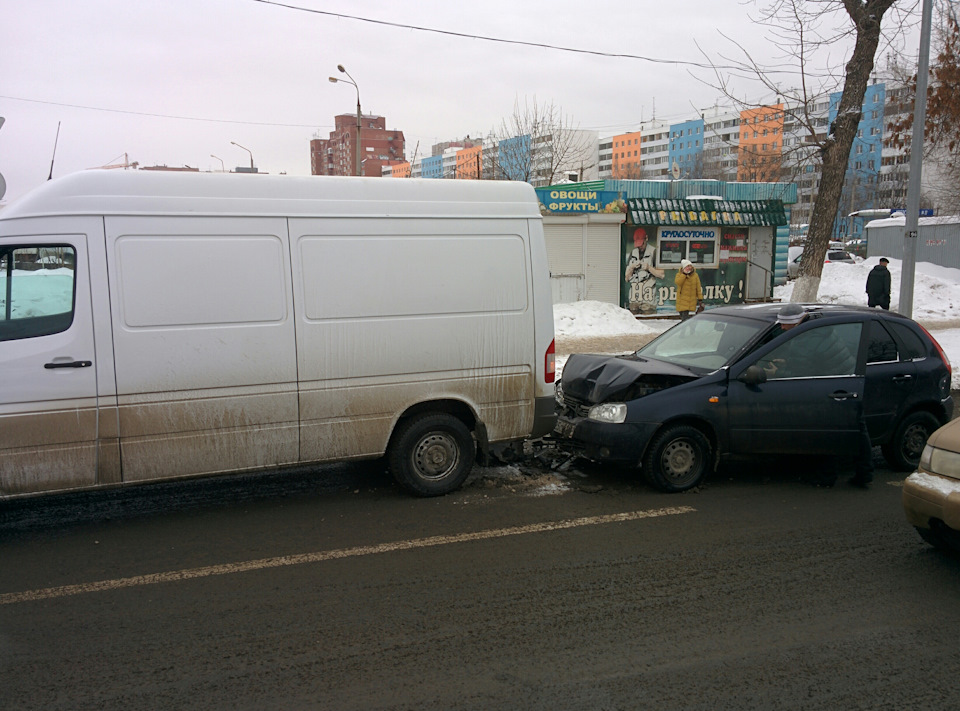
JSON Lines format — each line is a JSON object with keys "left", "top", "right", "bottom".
{"left": 883, "top": 411, "right": 940, "bottom": 472}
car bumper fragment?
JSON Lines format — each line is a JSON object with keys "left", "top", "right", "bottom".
{"left": 903, "top": 471, "right": 960, "bottom": 531}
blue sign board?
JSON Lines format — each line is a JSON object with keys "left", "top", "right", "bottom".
{"left": 536, "top": 189, "right": 623, "bottom": 214}
{"left": 891, "top": 208, "right": 935, "bottom": 217}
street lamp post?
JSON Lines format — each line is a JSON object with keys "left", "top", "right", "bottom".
{"left": 329, "top": 64, "right": 362, "bottom": 176}
{"left": 210, "top": 154, "right": 225, "bottom": 173}
{"left": 230, "top": 141, "right": 255, "bottom": 171}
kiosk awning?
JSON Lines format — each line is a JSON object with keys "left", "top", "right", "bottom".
{"left": 627, "top": 198, "right": 787, "bottom": 227}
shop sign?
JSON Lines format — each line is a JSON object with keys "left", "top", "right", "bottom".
{"left": 537, "top": 189, "right": 624, "bottom": 214}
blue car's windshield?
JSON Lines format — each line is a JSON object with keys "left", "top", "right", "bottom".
{"left": 637, "top": 314, "right": 770, "bottom": 371}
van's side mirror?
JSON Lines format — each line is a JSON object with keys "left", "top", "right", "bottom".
{"left": 737, "top": 365, "right": 768, "bottom": 386}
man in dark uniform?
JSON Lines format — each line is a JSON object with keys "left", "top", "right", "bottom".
{"left": 866, "top": 257, "right": 891, "bottom": 310}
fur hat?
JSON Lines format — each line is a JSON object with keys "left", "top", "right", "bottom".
{"left": 680, "top": 259, "right": 693, "bottom": 270}
{"left": 777, "top": 303, "right": 807, "bottom": 325}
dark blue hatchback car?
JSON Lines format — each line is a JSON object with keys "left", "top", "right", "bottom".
{"left": 554, "top": 304, "right": 954, "bottom": 492}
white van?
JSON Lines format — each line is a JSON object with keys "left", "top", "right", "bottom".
{"left": 0, "top": 171, "right": 556, "bottom": 498}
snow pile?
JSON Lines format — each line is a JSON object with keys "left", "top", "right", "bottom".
{"left": 554, "top": 300, "right": 662, "bottom": 338}
{"left": 775, "top": 257, "right": 960, "bottom": 326}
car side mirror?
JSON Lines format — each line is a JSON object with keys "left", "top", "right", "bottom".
{"left": 737, "top": 365, "right": 768, "bottom": 386}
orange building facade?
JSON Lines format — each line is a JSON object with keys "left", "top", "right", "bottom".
{"left": 611, "top": 131, "right": 644, "bottom": 179}
{"left": 456, "top": 145, "right": 483, "bottom": 179}
{"left": 737, "top": 105, "right": 784, "bottom": 183}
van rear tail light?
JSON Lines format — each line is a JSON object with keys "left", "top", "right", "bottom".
{"left": 545, "top": 339, "right": 556, "bottom": 384}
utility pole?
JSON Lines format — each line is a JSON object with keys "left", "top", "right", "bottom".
{"left": 899, "top": 0, "right": 933, "bottom": 318}
{"left": 329, "top": 65, "right": 362, "bottom": 176}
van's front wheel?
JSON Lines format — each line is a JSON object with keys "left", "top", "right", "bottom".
{"left": 389, "top": 413, "right": 475, "bottom": 496}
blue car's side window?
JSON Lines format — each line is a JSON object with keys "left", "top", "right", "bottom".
{"left": 757, "top": 323, "right": 862, "bottom": 379}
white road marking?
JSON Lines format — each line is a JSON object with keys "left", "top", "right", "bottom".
{"left": 1, "top": 506, "right": 695, "bottom": 605}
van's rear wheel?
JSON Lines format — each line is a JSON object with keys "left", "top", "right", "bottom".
{"left": 389, "top": 413, "right": 475, "bottom": 496}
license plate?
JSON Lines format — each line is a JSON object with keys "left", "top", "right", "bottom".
{"left": 555, "top": 418, "right": 577, "bottom": 438}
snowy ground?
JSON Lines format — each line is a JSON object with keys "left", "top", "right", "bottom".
{"left": 555, "top": 256, "right": 960, "bottom": 390}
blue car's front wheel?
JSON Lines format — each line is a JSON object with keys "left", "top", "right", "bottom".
{"left": 643, "top": 424, "right": 712, "bottom": 492}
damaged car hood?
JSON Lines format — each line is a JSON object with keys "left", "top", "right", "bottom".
{"left": 561, "top": 353, "right": 699, "bottom": 404}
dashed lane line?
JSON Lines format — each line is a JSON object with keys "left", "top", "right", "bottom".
{"left": 0, "top": 506, "right": 695, "bottom": 605}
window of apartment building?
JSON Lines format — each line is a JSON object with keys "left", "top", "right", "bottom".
{"left": 753, "top": 131, "right": 758, "bottom": 138}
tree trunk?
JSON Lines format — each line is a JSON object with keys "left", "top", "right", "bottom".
{"left": 792, "top": 0, "right": 897, "bottom": 303}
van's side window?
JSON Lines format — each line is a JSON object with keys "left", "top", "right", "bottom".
{"left": 0, "top": 246, "right": 77, "bottom": 342}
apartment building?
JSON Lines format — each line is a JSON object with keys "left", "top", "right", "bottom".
{"left": 456, "top": 144, "right": 483, "bottom": 179}
{"left": 737, "top": 104, "right": 784, "bottom": 183}
{"left": 598, "top": 138, "right": 613, "bottom": 179}
{"left": 639, "top": 122, "right": 670, "bottom": 178}
{"left": 669, "top": 118, "right": 705, "bottom": 179}
{"left": 702, "top": 106, "right": 742, "bottom": 182}
{"left": 310, "top": 113, "right": 405, "bottom": 177}
{"left": 611, "top": 131, "right": 643, "bottom": 178}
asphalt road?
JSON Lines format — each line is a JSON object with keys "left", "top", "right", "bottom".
{"left": 2, "top": 454, "right": 960, "bottom": 711}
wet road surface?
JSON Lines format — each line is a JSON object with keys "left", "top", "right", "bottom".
{"left": 2, "top": 454, "right": 959, "bottom": 710}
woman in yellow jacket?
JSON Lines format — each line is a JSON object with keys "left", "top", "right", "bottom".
{"left": 674, "top": 259, "right": 704, "bottom": 321}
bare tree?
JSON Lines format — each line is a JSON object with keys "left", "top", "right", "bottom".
{"left": 489, "top": 97, "right": 596, "bottom": 186}
{"left": 700, "top": 0, "right": 912, "bottom": 302}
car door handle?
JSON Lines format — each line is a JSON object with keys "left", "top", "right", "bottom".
{"left": 44, "top": 360, "right": 93, "bottom": 369}
{"left": 892, "top": 374, "right": 913, "bottom": 383}
{"left": 829, "top": 390, "right": 858, "bottom": 401}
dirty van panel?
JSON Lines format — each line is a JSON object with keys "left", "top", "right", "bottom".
{"left": 298, "top": 369, "right": 534, "bottom": 461}
{"left": 0, "top": 237, "right": 99, "bottom": 496}
{"left": 290, "top": 218, "right": 538, "bottom": 460}
{"left": 115, "top": 386, "right": 300, "bottom": 483}
{"left": 104, "top": 217, "right": 300, "bottom": 483}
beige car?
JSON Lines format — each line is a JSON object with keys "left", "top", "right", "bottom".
{"left": 903, "top": 418, "right": 960, "bottom": 550}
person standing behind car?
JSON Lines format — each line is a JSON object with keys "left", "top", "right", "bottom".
{"left": 866, "top": 257, "right": 891, "bottom": 310}
{"left": 760, "top": 303, "right": 873, "bottom": 488}
{"left": 674, "top": 259, "right": 703, "bottom": 321}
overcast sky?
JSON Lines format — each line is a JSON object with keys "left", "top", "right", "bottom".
{"left": 0, "top": 0, "right": 923, "bottom": 204}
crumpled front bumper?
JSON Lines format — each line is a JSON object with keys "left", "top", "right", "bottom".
{"left": 552, "top": 415, "right": 660, "bottom": 466}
